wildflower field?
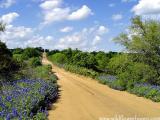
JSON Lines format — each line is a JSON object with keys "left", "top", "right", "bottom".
{"left": 0, "top": 79, "right": 58, "bottom": 119}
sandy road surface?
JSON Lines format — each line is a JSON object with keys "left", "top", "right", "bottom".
{"left": 42, "top": 54, "right": 160, "bottom": 120}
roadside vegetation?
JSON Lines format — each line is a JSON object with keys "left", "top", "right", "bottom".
{"left": 0, "top": 23, "right": 58, "bottom": 119}
{"left": 47, "top": 16, "right": 160, "bottom": 102}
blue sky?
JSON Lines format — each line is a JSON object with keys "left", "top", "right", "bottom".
{"left": 0, "top": 0, "right": 159, "bottom": 51}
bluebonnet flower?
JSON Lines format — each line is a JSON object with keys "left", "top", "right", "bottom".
{"left": 0, "top": 79, "right": 58, "bottom": 119}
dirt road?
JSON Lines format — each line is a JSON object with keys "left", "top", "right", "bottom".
{"left": 42, "top": 54, "right": 160, "bottom": 120}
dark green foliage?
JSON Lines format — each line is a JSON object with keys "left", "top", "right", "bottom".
{"left": 12, "top": 48, "right": 24, "bottom": 54}
{"left": 22, "top": 47, "right": 41, "bottom": 60}
{"left": 28, "top": 57, "right": 42, "bottom": 67}
{"left": 47, "top": 49, "right": 59, "bottom": 56}
{"left": 108, "top": 54, "right": 132, "bottom": 74}
{"left": 72, "top": 52, "right": 97, "bottom": 69}
{"left": 50, "top": 53, "right": 67, "bottom": 64}
{"left": 64, "top": 64, "right": 98, "bottom": 78}
{"left": 95, "top": 52, "right": 109, "bottom": 71}
{"left": 0, "top": 41, "right": 20, "bottom": 81}
{"left": 47, "top": 48, "right": 118, "bottom": 73}
{"left": 13, "top": 54, "right": 24, "bottom": 63}
{"left": 114, "top": 16, "right": 160, "bottom": 85}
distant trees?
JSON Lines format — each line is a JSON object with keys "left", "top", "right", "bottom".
{"left": 21, "top": 47, "right": 42, "bottom": 60}
{"left": 48, "top": 48, "right": 118, "bottom": 72}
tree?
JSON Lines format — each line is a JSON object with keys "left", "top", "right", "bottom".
{"left": 72, "top": 52, "right": 97, "bottom": 69}
{"left": 22, "top": 47, "right": 41, "bottom": 60}
{"left": 108, "top": 54, "right": 132, "bottom": 74}
{"left": 0, "top": 23, "right": 19, "bottom": 81}
{"left": 114, "top": 16, "right": 160, "bottom": 84}
{"left": 95, "top": 52, "right": 109, "bottom": 71}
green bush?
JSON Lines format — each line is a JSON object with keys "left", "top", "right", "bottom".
{"left": 22, "top": 48, "right": 41, "bottom": 60}
{"left": 63, "top": 64, "right": 98, "bottom": 78}
{"left": 29, "top": 57, "right": 42, "bottom": 67}
{"left": 108, "top": 54, "right": 132, "bottom": 74}
{"left": 72, "top": 52, "right": 97, "bottom": 69}
{"left": 49, "top": 53, "right": 67, "bottom": 64}
{"left": 13, "top": 54, "right": 24, "bottom": 62}
{"left": 95, "top": 52, "right": 109, "bottom": 71}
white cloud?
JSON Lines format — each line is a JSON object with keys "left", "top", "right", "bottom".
{"left": 42, "top": 7, "right": 70, "bottom": 25}
{"left": 92, "top": 35, "right": 101, "bottom": 46}
{"left": 56, "top": 25, "right": 109, "bottom": 50}
{"left": 132, "top": 0, "right": 160, "bottom": 15}
{"left": 97, "top": 26, "right": 109, "bottom": 35}
{"left": 40, "top": 0, "right": 62, "bottom": 10}
{"left": 40, "top": 0, "right": 93, "bottom": 25}
{"left": 1, "top": 24, "right": 56, "bottom": 49}
{"left": 0, "top": 25, "right": 34, "bottom": 48}
{"left": 60, "top": 26, "right": 73, "bottom": 33}
{"left": 26, "top": 35, "right": 55, "bottom": 49}
{"left": 68, "top": 5, "right": 93, "bottom": 20}
{"left": 0, "top": 20, "right": 55, "bottom": 49}
{"left": 0, "top": 12, "right": 19, "bottom": 24}
{"left": 0, "top": 0, "right": 15, "bottom": 8}
{"left": 112, "top": 14, "right": 123, "bottom": 21}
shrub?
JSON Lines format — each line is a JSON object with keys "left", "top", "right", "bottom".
{"left": 63, "top": 64, "right": 98, "bottom": 78}
{"left": 108, "top": 54, "right": 132, "bottom": 74}
{"left": 22, "top": 48, "right": 41, "bottom": 60}
{"left": 13, "top": 54, "right": 24, "bottom": 62}
{"left": 117, "top": 62, "right": 157, "bottom": 90}
{"left": 29, "top": 57, "right": 42, "bottom": 67}
{"left": 50, "top": 53, "right": 67, "bottom": 64}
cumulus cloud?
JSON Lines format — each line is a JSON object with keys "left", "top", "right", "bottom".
{"left": 0, "top": 12, "right": 19, "bottom": 24}
{"left": 0, "top": 25, "right": 34, "bottom": 48}
{"left": 40, "top": 0, "right": 62, "bottom": 10}
{"left": 42, "top": 7, "right": 70, "bottom": 25}
{"left": 0, "top": 12, "right": 55, "bottom": 49}
{"left": 132, "top": 0, "right": 160, "bottom": 20}
{"left": 40, "top": 0, "right": 93, "bottom": 25}
{"left": 92, "top": 35, "right": 101, "bottom": 46}
{"left": 132, "top": 0, "right": 160, "bottom": 15}
{"left": 0, "top": 0, "right": 16, "bottom": 8}
{"left": 1, "top": 24, "right": 56, "bottom": 49}
{"left": 97, "top": 26, "right": 109, "bottom": 35}
{"left": 67, "top": 5, "right": 93, "bottom": 20}
{"left": 112, "top": 14, "right": 123, "bottom": 21}
{"left": 56, "top": 25, "right": 109, "bottom": 50}
{"left": 60, "top": 26, "right": 73, "bottom": 33}
{"left": 25, "top": 35, "right": 55, "bottom": 49}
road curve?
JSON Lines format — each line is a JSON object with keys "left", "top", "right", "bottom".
{"left": 42, "top": 54, "right": 160, "bottom": 120}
